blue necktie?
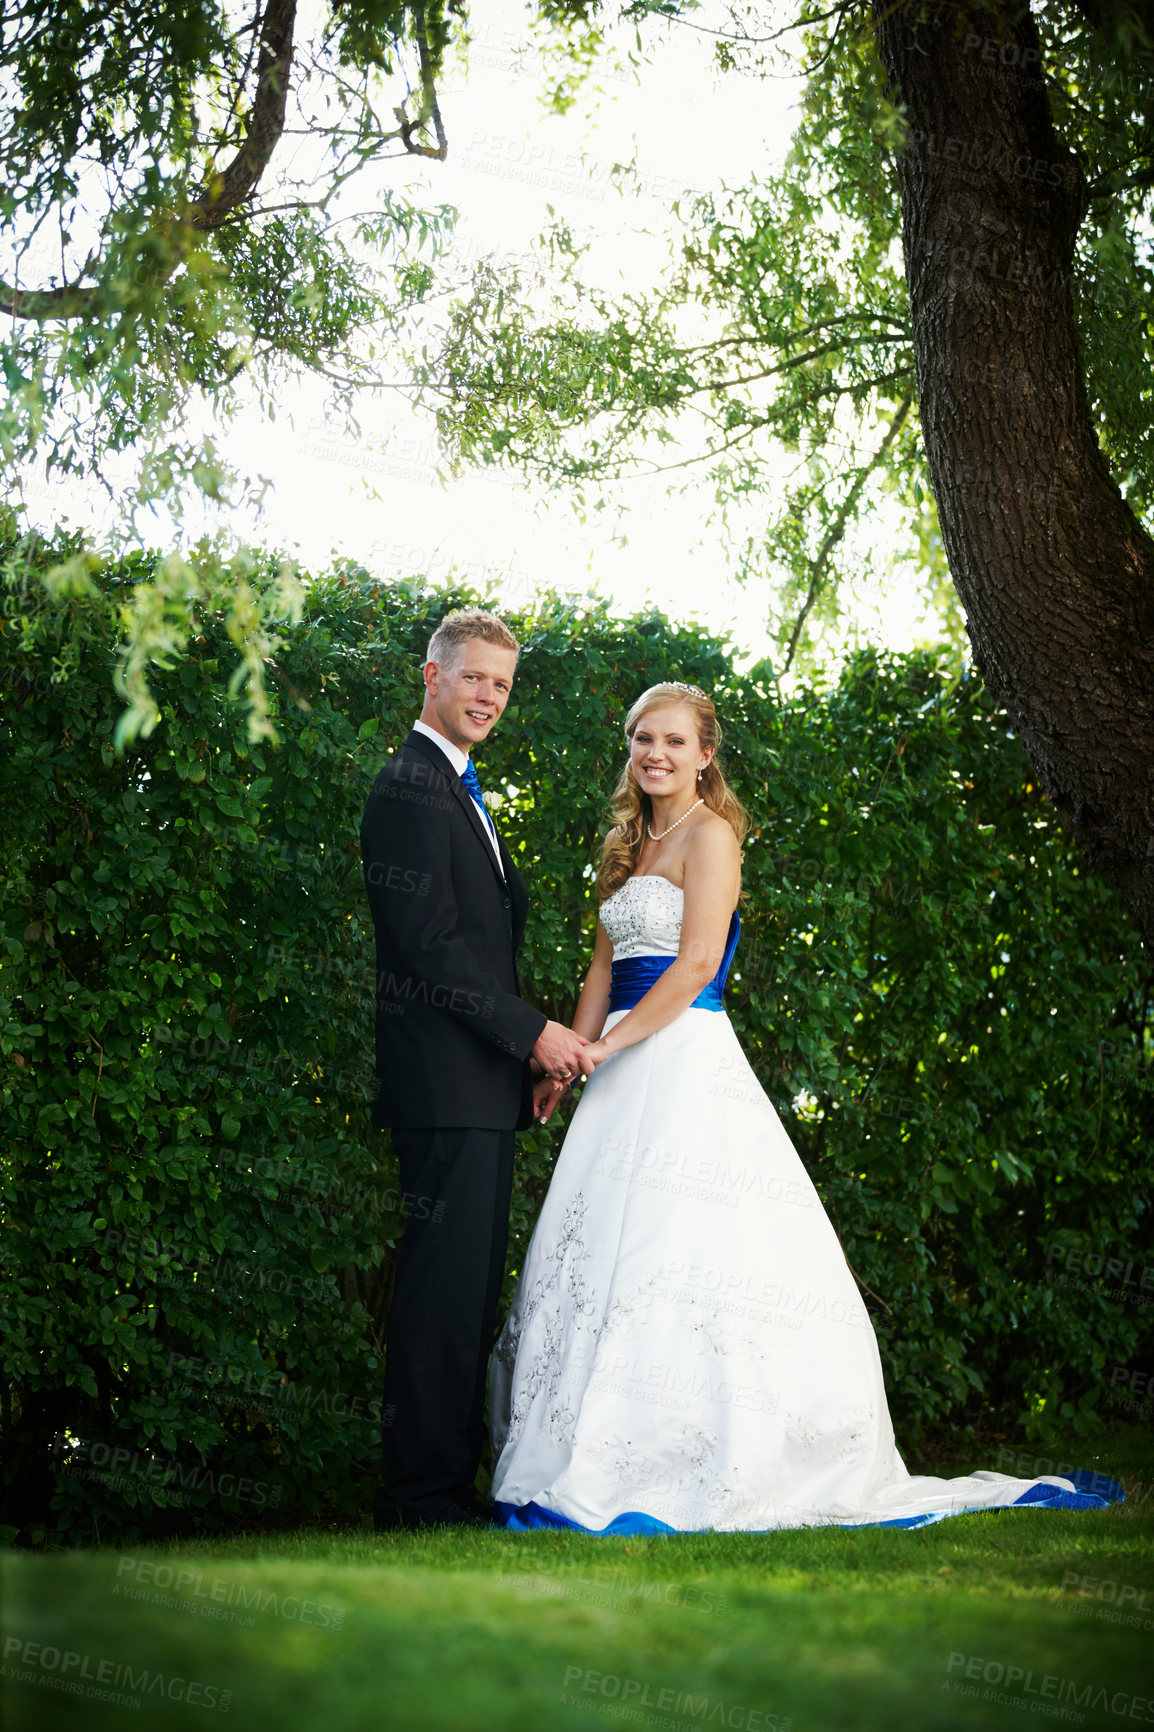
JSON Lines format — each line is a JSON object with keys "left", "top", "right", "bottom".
{"left": 460, "top": 755, "right": 498, "bottom": 842}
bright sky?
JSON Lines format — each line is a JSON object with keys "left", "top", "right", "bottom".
{"left": 21, "top": 0, "right": 948, "bottom": 674}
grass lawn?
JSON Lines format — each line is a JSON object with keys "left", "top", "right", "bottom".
{"left": 2, "top": 1425, "right": 1151, "bottom": 1732}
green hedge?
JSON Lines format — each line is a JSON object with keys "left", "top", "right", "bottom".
{"left": 2, "top": 537, "right": 1151, "bottom": 1544}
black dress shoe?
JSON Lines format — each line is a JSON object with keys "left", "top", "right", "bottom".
{"left": 454, "top": 1492, "right": 503, "bottom": 1528}
{"left": 373, "top": 1490, "right": 500, "bottom": 1531}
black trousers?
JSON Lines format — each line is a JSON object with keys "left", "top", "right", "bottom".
{"left": 376, "top": 1125, "right": 516, "bottom": 1512}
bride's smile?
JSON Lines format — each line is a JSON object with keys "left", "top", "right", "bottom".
{"left": 631, "top": 704, "right": 713, "bottom": 824}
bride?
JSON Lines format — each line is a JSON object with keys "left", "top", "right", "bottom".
{"left": 488, "top": 681, "right": 1121, "bottom": 1533}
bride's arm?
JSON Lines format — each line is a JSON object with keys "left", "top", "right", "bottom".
{"left": 570, "top": 825, "right": 619, "bottom": 1042}
{"left": 589, "top": 821, "right": 741, "bottom": 1060}
{"left": 570, "top": 918, "right": 613, "bottom": 1042}
{"left": 533, "top": 860, "right": 615, "bottom": 1119}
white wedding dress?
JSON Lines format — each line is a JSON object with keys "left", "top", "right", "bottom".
{"left": 489, "top": 875, "right": 1121, "bottom": 1532}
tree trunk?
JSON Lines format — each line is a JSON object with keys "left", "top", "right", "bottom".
{"left": 872, "top": 0, "right": 1154, "bottom": 957}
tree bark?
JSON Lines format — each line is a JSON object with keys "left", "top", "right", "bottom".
{"left": 872, "top": 0, "right": 1154, "bottom": 957}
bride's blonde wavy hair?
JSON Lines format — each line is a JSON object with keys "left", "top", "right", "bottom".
{"left": 596, "top": 682, "right": 750, "bottom": 903}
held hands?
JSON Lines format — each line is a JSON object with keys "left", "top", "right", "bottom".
{"left": 530, "top": 1020, "right": 600, "bottom": 1085}
{"left": 529, "top": 1019, "right": 586, "bottom": 1127}
{"left": 531, "top": 1033, "right": 615, "bottom": 1123}
{"left": 532, "top": 1072, "right": 566, "bottom": 1123}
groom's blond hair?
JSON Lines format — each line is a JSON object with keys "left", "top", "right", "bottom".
{"left": 425, "top": 608, "right": 519, "bottom": 670}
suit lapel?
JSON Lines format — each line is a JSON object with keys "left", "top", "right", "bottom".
{"left": 404, "top": 729, "right": 509, "bottom": 891}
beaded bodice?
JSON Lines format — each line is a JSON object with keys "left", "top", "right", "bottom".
{"left": 599, "top": 874, "right": 685, "bottom": 959}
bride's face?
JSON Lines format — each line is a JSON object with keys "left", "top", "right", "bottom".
{"left": 630, "top": 704, "right": 710, "bottom": 798}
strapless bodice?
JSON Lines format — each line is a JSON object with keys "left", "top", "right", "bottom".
{"left": 599, "top": 874, "right": 686, "bottom": 959}
{"left": 600, "top": 875, "right": 740, "bottom": 1010}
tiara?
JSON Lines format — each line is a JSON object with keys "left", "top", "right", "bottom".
{"left": 667, "top": 680, "right": 709, "bottom": 699}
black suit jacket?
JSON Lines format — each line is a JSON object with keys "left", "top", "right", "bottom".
{"left": 359, "top": 728, "right": 548, "bottom": 1130}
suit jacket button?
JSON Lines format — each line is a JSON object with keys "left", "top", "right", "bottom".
{"left": 502, "top": 896, "right": 511, "bottom": 909}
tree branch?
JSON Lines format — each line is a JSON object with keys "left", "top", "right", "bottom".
{"left": 0, "top": 0, "right": 297, "bottom": 319}
{"left": 657, "top": 1, "right": 857, "bottom": 46}
{"left": 187, "top": 0, "right": 297, "bottom": 229}
{"left": 781, "top": 390, "right": 914, "bottom": 674}
{"left": 399, "top": 3, "right": 447, "bottom": 161}
{"left": 703, "top": 329, "right": 911, "bottom": 395}
{"left": 0, "top": 277, "right": 98, "bottom": 320}
{"left": 677, "top": 310, "right": 910, "bottom": 358}
{"left": 1085, "top": 164, "right": 1154, "bottom": 201}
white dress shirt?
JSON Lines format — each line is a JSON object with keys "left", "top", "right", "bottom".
{"left": 412, "top": 718, "right": 505, "bottom": 878}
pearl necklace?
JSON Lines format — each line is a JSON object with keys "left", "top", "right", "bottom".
{"left": 647, "top": 796, "right": 704, "bottom": 841}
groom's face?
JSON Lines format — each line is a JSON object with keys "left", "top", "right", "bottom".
{"left": 423, "top": 638, "right": 517, "bottom": 753}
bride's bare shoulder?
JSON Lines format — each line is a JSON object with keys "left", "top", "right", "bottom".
{"left": 683, "top": 812, "right": 741, "bottom": 887}
{"left": 688, "top": 809, "right": 740, "bottom": 851}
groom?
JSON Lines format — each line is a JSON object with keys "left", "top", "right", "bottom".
{"left": 359, "top": 607, "right": 596, "bottom": 1529}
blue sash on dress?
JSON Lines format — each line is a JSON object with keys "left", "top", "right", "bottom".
{"left": 607, "top": 909, "right": 741, "bottom": 1014}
